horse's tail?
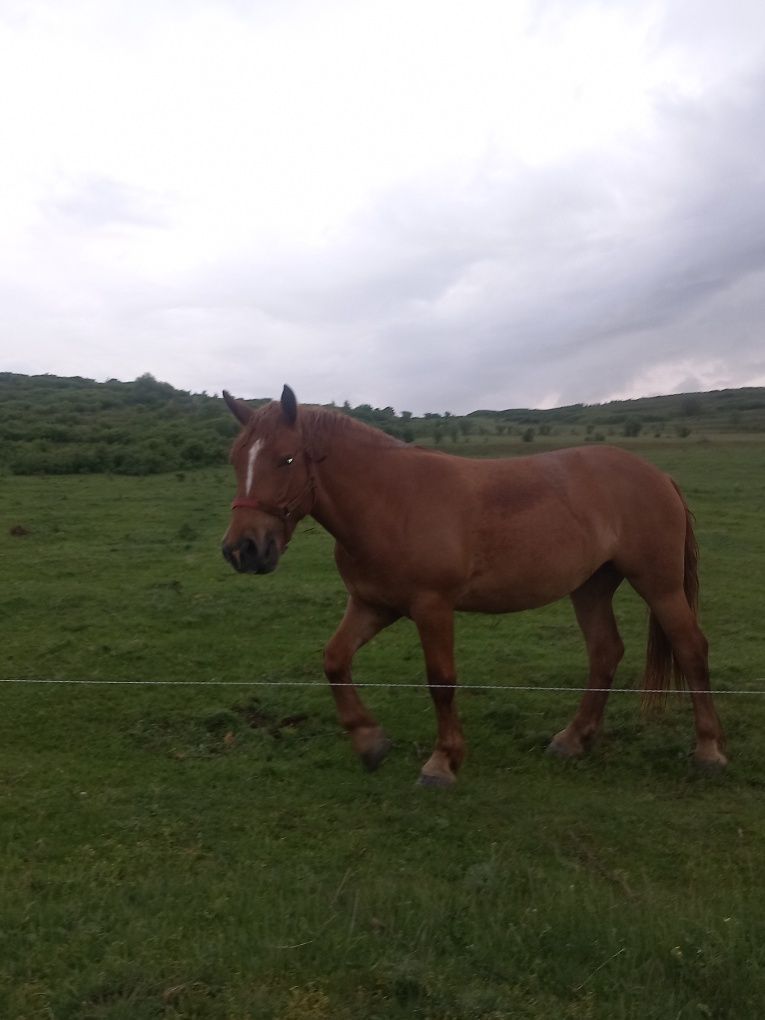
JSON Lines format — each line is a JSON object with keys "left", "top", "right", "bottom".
{"left": 642, "top": 481, "right": 699, "bottom": 711}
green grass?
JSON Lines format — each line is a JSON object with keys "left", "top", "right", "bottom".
{"left": 1, "top": 438, "right": 765, "bottom": 1019}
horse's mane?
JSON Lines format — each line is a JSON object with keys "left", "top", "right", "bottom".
{"left": 237, "top": 401, "right": 446, "bottom": 464}
{"left": 302, "top": 406, "right": 405, "bottom": 452}
{"left": 238, "top": 401, "right": 409, "bottom": 461}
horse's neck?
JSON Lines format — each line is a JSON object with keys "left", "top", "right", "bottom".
{"left": 308, "top": 421, "right": 402, "bottom": 549}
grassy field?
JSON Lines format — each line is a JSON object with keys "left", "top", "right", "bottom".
{"left": 1, "top": 436, "right": 764, "bottom": 1019}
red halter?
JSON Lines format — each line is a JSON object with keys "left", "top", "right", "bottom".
{"left": 231, "top": 497, "right": 267, "bottom": 511}
{"left": 230, "top": 495, "right": 293, "bottom": 521}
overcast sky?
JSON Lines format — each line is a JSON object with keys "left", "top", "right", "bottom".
{"left": 1, "top": 0, "right": 764, "bottom": 414}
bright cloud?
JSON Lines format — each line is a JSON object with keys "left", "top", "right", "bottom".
{"left": 1, "top": 0, "right": 764, "bottom": 412}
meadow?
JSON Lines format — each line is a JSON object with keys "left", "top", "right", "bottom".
{"left": 1, "top": 435, "right": 765, "bottom": 1019}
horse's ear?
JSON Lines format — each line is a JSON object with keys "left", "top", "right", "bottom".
{"left": 281, "top": 384, "right": 298, "bottom": 426}
{"left": 223, "top": 390, "right": 254, "bottom": 426}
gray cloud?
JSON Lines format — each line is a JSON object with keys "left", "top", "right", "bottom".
{"left": 2, "top": 1, "right": 765, "bottom": 414}
{"left": 168, "top": 65, "right": 765, "bottom": 412}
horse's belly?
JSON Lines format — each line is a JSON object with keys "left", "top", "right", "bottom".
{"left": 456, "top": 526, "right": 610, "bottom": 613}
{"left": 455, "top": 568, "right": 584, "bottom": 612}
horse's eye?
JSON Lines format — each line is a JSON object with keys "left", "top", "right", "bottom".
{"left": 281, "top": 456, "right": 294, "bottom": 467}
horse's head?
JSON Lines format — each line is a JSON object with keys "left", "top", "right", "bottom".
{"left": 221, "top": 385, "right": 312, "bottom": 574}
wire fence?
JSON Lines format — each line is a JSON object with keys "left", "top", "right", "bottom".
{"left": 2, "top": 676, "right": 764, "bottom": 694}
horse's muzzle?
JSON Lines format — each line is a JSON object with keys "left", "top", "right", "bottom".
{"left": 222, "top": 536, "right": 280, "bottom": 574}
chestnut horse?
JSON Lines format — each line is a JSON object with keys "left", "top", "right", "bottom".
{"left": 221, "top": 386, "right": 726, "bottom": 786}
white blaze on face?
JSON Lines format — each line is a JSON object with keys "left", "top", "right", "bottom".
{"left": 245, "top": 439, "right": 263, "bottom": 496}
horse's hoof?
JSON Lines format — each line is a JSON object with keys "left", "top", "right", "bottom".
{"left": 360, "top": 736, "right": 392, "bottom": 772}
{"left": 417, "top": 772, "right": 455, "bottom": 789}
{"left": 694, "top": 754, "right": 728, "bottom": 774}
{"left": 546, "top": 739, "right": 581, "bottom": 759}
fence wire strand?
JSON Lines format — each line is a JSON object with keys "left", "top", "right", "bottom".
{"left": 1, "top": 677, "right": 764, "bottom": 694}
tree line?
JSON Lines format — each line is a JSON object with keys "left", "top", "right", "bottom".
{"left": 1, "top": 372, "right": 763, "bottom": 476}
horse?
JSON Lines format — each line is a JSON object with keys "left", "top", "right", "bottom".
{"left": 220, "top": 385, "right": 727, "bottom": 786}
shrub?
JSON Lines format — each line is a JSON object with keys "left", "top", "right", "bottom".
{"left": 623, "top": 419, "right": 643, "bottom": 437}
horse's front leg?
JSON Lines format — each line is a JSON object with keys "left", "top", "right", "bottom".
{"left": 324, "top": 596, "right": 399, "bottom": 771}
{"left": 413, "top": 601, "right": 465, "bottom": 788}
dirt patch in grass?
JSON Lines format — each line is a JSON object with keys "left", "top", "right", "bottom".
{"left": 128, "top": 699, "right": 311, "bottom": 758}
{"left": 233, "top": 697, "right": 309, "bottom": 738}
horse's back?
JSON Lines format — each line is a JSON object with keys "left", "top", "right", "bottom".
{"left": 452, "top": 444, "right": 683, "bottom": 612}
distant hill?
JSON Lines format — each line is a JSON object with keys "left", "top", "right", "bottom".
{"left": 0, "top": 373, "right": 251, "bottom": 475}
{"left": 1, "top": 372, "right": 764, "bottom": 475}
{"left": 469, "top": 388, "right": 765, "bottom": 426}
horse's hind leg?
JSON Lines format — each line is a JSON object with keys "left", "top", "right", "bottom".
{"left": 549, "top": 564, "right": 624, "bottom": 758}
{"left": 324, "top": 596, "right": 399, "bottom": 771}
{"left": 644, "top": 590, "right": 727, "bottom": 768}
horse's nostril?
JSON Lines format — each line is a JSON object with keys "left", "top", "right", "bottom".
{"left": 223, "top": 536, "right": 278, "bottom": 574}
{"left": 229, "top": 537, "right": 261, "bottom": 573}
{"left": 222, "top": 540, "right": 250, "bottom": 571}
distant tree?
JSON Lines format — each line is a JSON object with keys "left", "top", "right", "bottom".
{"left": 680, "top": 396, "right": 703, "bottom": 417}
{"left": 522, "top": 427, "right": 535, "bottom": 443}
{"left": 181, "top": 441, "right": 206, "bottom": 465}
{"left": 623, "top": 419, "right": 642, "bottom": 437}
